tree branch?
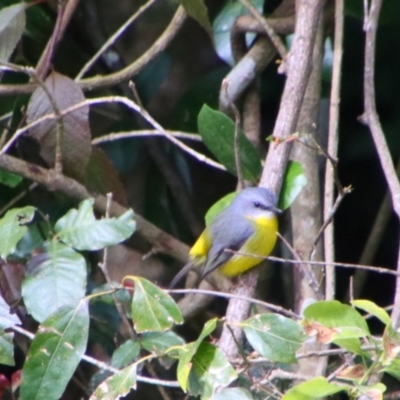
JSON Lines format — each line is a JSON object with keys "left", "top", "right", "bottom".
{"left": 0, "top": 153, "right": 189, "bottom": 263}
{"left": 218, "top": 0, "right": 325, "bottom": 360}
{"left": 362, "top": 0, "right": 400, "bottom": 328}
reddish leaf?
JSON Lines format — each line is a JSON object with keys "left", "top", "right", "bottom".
{"left": 11, "top": 370, "right": 21, "bottom": 392}
{"left": 84, "top": 147, "right": 127, "bottom": 206}
{"left": 0, "top": 261, "right": 24, "bottom": 305}
{"left": 26, "top": 71, "right": 91, "bottom": 180}
{"left": 303, "top": 321, "right": 338, "bottom": 344}
{"left": 0, "top": 374, "right": 10, "bottom": 390}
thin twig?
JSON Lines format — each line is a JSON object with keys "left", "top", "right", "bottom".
{"left": 169, "top": 288, "right": 300, "bottom": 319}
{"left": 223, "top": 249, "right": 400, "bottom": 277}
{"left": 75, "top": 0, "right": 157, "bottom": 80}
{"left": 324, "top": 0, "right": 344, "bottom": 301}
{"left": 362, "top": 0, "right": 400, "bottom": 328}
{"left": 98, "top": 193, "right": 136, "bottom": 339}
{"left": 0, "top": 96, "right": 225, "bottom": 171}
{"left": 278, "top": 233, "right": 323, "bottom": 300}
{"left": 222, "top": 78, "right": 244, "bottom": 189}
{"left": 35, "top": 0, "right": 68, "bottom": 78}
{"left": 311, "top": 185, "right": 352, "bottom": 256}
{"left": 92, "top": 130, "right": 201, "bottom": 144}
{"left": 0, "top": 152, "right": 190, "bottom": 263}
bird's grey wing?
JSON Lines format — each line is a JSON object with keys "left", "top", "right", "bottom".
{"left": 201, "top": 214, "right": 254, "bottom": 279}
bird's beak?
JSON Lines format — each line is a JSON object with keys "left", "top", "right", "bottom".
{"left": 274, "top": 207, "right": 283, "bottom": 214}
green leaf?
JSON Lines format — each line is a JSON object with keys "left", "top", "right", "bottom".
{"left": 178, "top": 0, "right": 211, "bottom": 34}
{"left": 279, "top": 161, "right": 307, "bottom": 210}
{"left": 20, "top": 303, "right": 89, "bottom": 400}
{"left": 140, "top": 330, "right": 186, "bottom": 368}
{"left": 383, "top": 358, "right": 400, "bottom": 381}
{"left": 0, "top": 206, "right": 36, "bottom": 259}
{"left": 198, "top": 104, "right": 262, "bottom": 182}
{"left": 140, "top": 330, "right": 185, "bottom": 356}
{"left": 241, "top": 314, "right": 305, "bottom": 363}
{"left": 91, "top": 364, "right": 136, "bottom": 400}
{"left": 55, "top": 198, "right": 136, "bottom": 251}
{"left": 177, "top": 319, "right": 217, "bottom": 391}
{"left": 22, "top": 241, "right": 87, "bottom": 323}
{"left": 212, "top": 387, "right": 253, "bottom": 400}
{"left": 0, "top": 330, "right": 14, "bottom": 366}
{"left": 129, "top": 276, "right": 183, "bottom": 333}
{"left": 0, "top": 169, "right": 23, "bottom": 188}
{"left": 187, "top": 342, "right": 237, "bottom": 399}
{"left": 352, "top": 299, "right": 391, "bottom": 325}
{"left": 213, "top": 0, "right": 264, "bottom": 65}
{"left": 304, "top": 301, "right": 370, "bottom": 341}
{"left": 204, "top": 191, "right": 237, "bottom": 226}
{"left": 282, "top": 377, "right": 343, "bottom": 400}
{"left": 0, "top": 294, "right": 20, "bottom": 330}
{"left": 0, "top": 3, "right": 26, "bottom": 62}
{"left": 111, "top": 339, "right": 140, "bottom": 369}
{"left": 333, "top": 338, "right": 363, "bottom": 355}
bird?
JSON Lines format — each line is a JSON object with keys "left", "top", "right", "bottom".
{"left": 169, "top": 187, "right": 281, "bottom": 288}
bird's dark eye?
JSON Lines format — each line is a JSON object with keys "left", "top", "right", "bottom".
{"left": 254, "top": 202, "right": 261, "bottom": 208}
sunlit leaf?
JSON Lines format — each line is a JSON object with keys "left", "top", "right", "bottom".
{"left": 187, "top": 342, "right": 237, "bottom": 399}
{"left": 128, "top": 276, "right": 183, "bottom": 333}
{"left": 212, "top": 387, "right": 253, "bottom": 400}
{"left": 0, "top": 170, "right": 23, "bottom": 188}
{"left": 198, "top": 104, "right": 262, "bottom": 182}
{"left": 352, "top": 299, "right": 391, "bottom": 325}
{"left": 177, "top": 319, "right": 217, "bottom": 391}
{"left": 0, "top": 206, "right": 36, "bottom": 260}
{"left": 90, "top": 364, "right": 136, "bottom": 400}
{"left": 282, "top": 377, "right": 343, "bottom": 400}
{"left": 0, "top": 3, "right": 25, "bottom": 62}
{"left": 22, "top": 241, "right": 86, "bottom": 323}
{"left": 55, "top": 198, "right": 135, "bottom": 251}
{"left": 279, "top": 161, "right": 307, "bottom": 210}
{"left": 241, "top": 314, "right": 305, "bottom": 363}
{"left": 334, "top": 338, "right": 363, "bottom": 355}
{"left": 383, "top": 358, "right": 400, "bottom": 381}
{"left": 0, "top": 331, "right": 14, "bottom": 366}
{"left": 303, "top": 301, "right": 370, "bottom": 342}
{"left": 20, "top": 303, "right": 89, "bottom": 400}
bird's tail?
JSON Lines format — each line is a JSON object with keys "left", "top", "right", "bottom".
{"left": 169, "top": 260, "right": 196, "bottom": 288}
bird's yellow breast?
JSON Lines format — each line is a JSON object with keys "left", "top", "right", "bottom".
{"left": 189, "top": 229, "right": 211, "bottom": 264}
{"left": 219, "top": 214, "right": 278, "bottom": 277}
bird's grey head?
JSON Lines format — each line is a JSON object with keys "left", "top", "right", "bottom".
{"left": 230, "top": 187, "right": 281, "bottom": 215}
